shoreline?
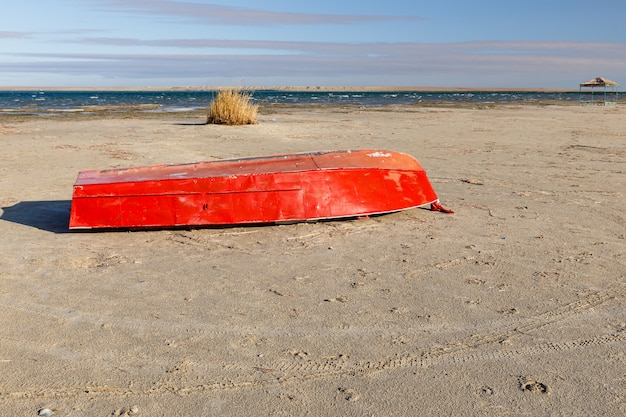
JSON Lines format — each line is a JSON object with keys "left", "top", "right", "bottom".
{"left": 0, "top": 100, "right": 590, "bottom": 122}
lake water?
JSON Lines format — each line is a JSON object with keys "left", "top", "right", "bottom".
{"left": 0, "top": 89, "right": 602, "bottom": 115}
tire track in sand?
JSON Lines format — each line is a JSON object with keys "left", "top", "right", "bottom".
{"left": 254, "top": 283, "right": 626, "bottom": 376}
{"left": 1, "top": 284, "right": 623, "bottom": 402}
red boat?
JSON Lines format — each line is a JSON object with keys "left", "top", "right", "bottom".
{"left": 69, "top": 149, "right": 449, "bottom": 229}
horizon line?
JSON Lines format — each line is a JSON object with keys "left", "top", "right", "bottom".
{"left": 0, "top": 85, "right": 593, "bottom": 92}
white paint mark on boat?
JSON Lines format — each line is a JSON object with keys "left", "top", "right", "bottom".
{"left": 367, "top": 152, "right": 391, "bottom": 157}
{"left": 169, "top": 172, "right": 189, "bottom": 177}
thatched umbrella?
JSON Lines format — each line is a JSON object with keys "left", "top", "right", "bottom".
{"left": 579, "top": 77, "right": 619, "bottom": 87}
{"left": 579, "top": 77, "right": 619, "bottom": 105}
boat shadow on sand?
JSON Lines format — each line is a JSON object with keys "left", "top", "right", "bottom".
{"left": 1, "top": 200, "right": 72, "bottom": 233}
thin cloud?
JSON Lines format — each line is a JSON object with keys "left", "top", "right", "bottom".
{"left": 69, "top": 37, "right": 626, "bottom": 59}
{"left": 0, "top": 31, "right": 32, "bottom": 39}
{"left": 94, "top": 0, "right": 421, "bottom": 25}
{"left": 7, "top": 45, "right": 626, "bottom": 81}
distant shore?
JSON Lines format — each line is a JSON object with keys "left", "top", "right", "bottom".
{"left": 0, "top": 85, "right": 578, "bottom": 93}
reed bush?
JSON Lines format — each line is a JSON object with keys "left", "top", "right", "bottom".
{"left": 206, "top": 89, "right": 258, "bottom": 125}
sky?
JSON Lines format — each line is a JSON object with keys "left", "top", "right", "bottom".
{"left": 1, "top": 0, "right": 625, "bottom": 88}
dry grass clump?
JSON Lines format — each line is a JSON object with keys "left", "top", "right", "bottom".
{"left": 206, "top": 89, "right": 258, "bottom": 125}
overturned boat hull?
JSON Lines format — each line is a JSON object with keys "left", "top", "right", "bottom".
{"left": 69, "top": 150, "right": 442, "bottom": 229}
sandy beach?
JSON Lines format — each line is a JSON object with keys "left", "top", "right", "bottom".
{"left": 0, "top": 103, "right": 624, "bottom": 415}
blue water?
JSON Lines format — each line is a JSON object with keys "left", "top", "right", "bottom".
{"left": 0, "top": 89, "right": 586, "bottom": 114}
